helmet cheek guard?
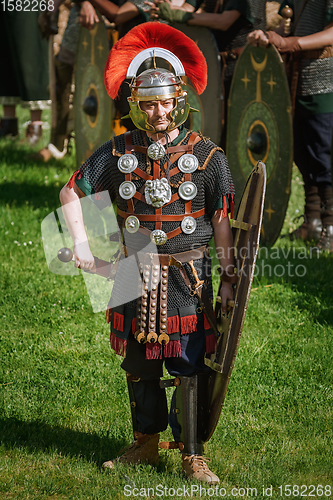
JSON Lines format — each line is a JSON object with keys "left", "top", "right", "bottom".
{"left": 168, "top": 94, "right": 199, "bottom": 132}
{"left": 125, "top": 101, "right": 154, "bottom": 132}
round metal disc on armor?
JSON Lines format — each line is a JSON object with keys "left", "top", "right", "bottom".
{"left": 147, "top": 142, "right": 166, "bottom": 160}
{"left": 119, "top": 181, "right": 136, "bottom": 200}
{"left": 181, "top": 216, "right": 197, "bottom": 234}
{"left": 117, "top": 154, "right": 138, "bottom": 173}
{"left": 226, "top": 44, "right": 292, "bottom": 246}
{"left": 178, "top": 181, "right": 197, "bottom": 200}
{"left": 150, "top": 229, "right": 167, "bottom": 246}
{"left": 125, "top": 215, "right": 140, "bottom": 233}
{"left": 178, "top": 154, "right": 199, "bottom": 174}
{"left": 74, "top": 13, "right": 113, "bottom": 168}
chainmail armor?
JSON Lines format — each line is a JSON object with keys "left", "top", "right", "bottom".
{"left": 298, "top": 58, "right": 333, "bottom": 95}
{"left": 78, "top": 129, "right": 234, "bottom": 311}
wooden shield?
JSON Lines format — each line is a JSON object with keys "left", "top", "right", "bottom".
{"left": 171, "top": 24, "right": 222, "bottom": 144}
{"left": 74, "top": 14, "right": 114, "bottom": 168}
{"left": 203, "top": 161, "right": 266, "bottom": 442}
{"left": 227, "top": 44, "right": 292, "bottom": 246}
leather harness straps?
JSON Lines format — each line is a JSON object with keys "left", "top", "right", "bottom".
{"left": 117, "top": 207, "right": 205, "bottom": 222}
{"left": 119, "top": 131, "right": 205, "bottom": 241}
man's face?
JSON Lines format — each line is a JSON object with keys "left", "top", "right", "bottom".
{"left": 140, "top": 99, "right": 175, "bottom": 132}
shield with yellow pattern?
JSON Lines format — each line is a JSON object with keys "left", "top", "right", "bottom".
{"left": 227, "top": 44, "right": 293, "bottom": 246}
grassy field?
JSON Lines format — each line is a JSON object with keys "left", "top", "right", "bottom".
{"left": 1, "top": 110, "right": 332, "bottom": 499}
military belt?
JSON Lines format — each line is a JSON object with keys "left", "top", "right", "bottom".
{"left": 122, "top": 245, "right": 207, "bottom": 264}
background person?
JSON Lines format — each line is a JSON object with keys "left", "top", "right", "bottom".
{"left": 0, "top": 11, "right": 50, "bottom": 143}
{"left": 248, "top": 0, "right": 333, "bottom": 251}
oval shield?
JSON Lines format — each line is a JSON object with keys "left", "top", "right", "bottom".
{"left": 204, "top": 161, "right": 267, "bottom": 442}
{"left": 227, "top": 44, "right": 293, "bottom": 246}
{"left": 74, "top": 14, "right": 114, "bottom": 168}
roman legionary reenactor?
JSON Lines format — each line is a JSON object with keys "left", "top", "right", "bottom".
{"left": 60, "top": 22, "right": 235, "bottom": 483}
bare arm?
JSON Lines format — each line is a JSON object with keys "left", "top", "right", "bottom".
{"left": 248, "top": 25, "right": 333, "bottom": 51}
{"left": 188, "top": 9, "right": 241, "bottom": 31}
{"left": 211, "top": 215, "right": 234, "bottom": 312}
{"left": 114, "top": 1, "right": 140, "bottom": 25}
{"left": 88, "top": 0, "right": 119, "bottom": 22}
{"left": 59, "top": 184, "right": 95, "bottom": 271}
{"left": 299, "top": 25, "right": 333, "bottom": 50}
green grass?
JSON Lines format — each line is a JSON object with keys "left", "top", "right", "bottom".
{"left": 1, "top": 109, "right": 332, "bottom": 499}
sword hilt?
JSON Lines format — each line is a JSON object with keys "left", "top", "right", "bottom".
{"left": 57, "top": 247, "right": 97, "bottom": 274}
{"left": 57, "top": 247, "right": 116, "bottom": 279}
{"left": 281, "top": 5, "right": 293, "bottom": 36}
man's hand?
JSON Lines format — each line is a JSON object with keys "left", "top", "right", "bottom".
{"left": 145, "top": 0, "right": 163, "bottom": 20}
{"left": 247, "top": 29, "right": 302, "bottom": 53}
{"left": 80, "top": 1, "right": 99, "bottom": 30}
{"left": 219, "top": 282, "right": 234, "bottom": 314}
{"left": 247, "top": 29, "right": 269, "bottom": 47}
{"left": 73, "top": 240, "right": 96, "bottom": 271}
